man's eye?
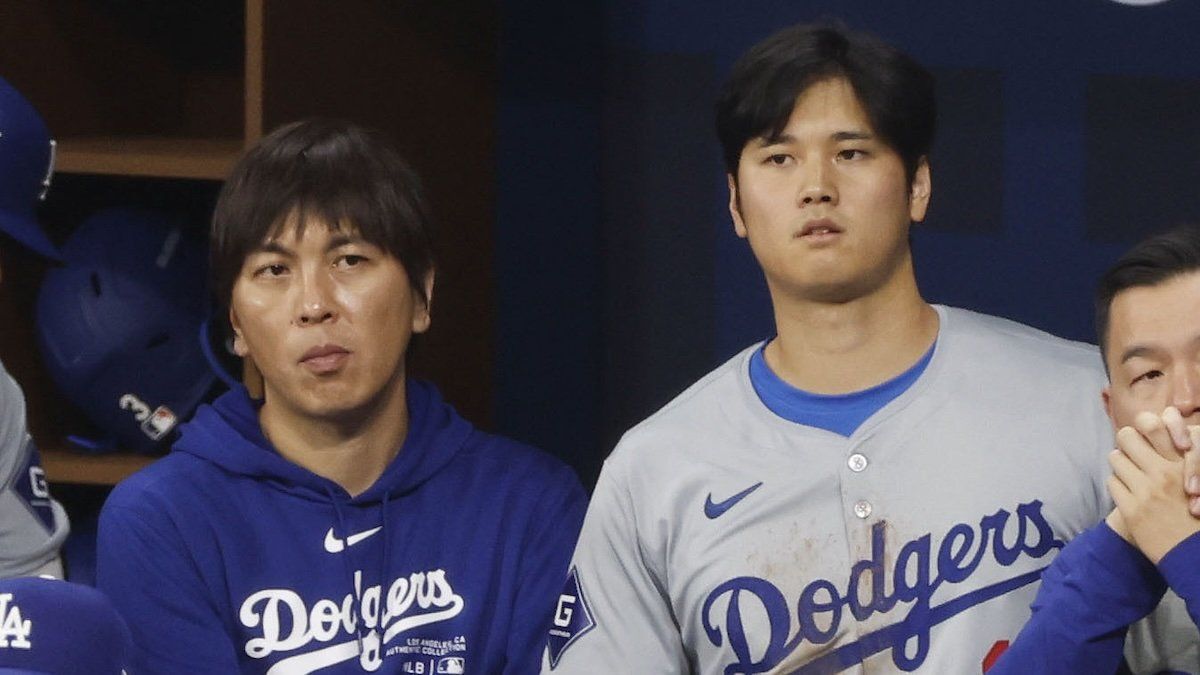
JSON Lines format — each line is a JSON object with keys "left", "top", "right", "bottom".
{"left": 256, "top": 264, "right": 287, "bottom": 277}
{"left": 336, "top": 252, "right": 367, "bottom": 267}
{"left": 765, "top": 154, "right": 791, "bottom": 166}
{"left": 1132, "top": 370, "right": 1164, "bottom": 385}
{"left": 836, "top": 148, "right": 867, "bottom": 161}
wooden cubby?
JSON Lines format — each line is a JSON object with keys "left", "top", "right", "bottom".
{"left": 0, "top": 0, "right": 497, "bottom": 486}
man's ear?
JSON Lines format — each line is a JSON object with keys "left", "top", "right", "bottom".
{"left": 1102, "top": 387, "right": 1115, "bottom": 425}
{"left": 413, "top": 271, "right": 434, "bottom": 334}
{"left": 908, "top": 157, "right": 932, "bottom": 223}
{"left": 229, "top": 306, "right": 249, "bottom": 357}
{"left": 728, "top": 173, "right": 748, "bottom": 239}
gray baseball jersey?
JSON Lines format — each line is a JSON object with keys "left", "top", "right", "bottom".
{"left": 1126, "top": 590, "right": 1200, "bottom": 673}
{"left": 0, "top": 359, "right": 68, "bottom": 578}
{"left": 545, "top": 306, "right": 1123, "bottom": 674}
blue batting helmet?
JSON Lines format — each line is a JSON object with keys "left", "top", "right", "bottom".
{"left": 35, "top": 208, "right": 218, "bottom": 453}
{"left": 0, "top": 76, "right": 59, "bottom": 260}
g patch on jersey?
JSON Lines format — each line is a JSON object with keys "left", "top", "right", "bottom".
{"left": 547, "top": 567, "right": 595, "bottom": 669}
{"left": 11, "top": 437, "right": 54, "bottom": 533}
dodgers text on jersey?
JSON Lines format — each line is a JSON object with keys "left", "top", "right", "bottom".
{"left": 699, "top": 500, "right": 1063, "bottom": 673}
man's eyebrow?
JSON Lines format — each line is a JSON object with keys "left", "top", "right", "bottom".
{"left": 832, "top": 130, "right": 873, "bottom": 142}
{"left": 1119, "top": 335, "right": 1200, "bottom": 365}
{"left": 1119, "top": 344, "right": 1162, "bottom": 364}
{"left": 249, "top": 240, "right": 292, "bottom": 257}
{"left": 249, "top": 233, "right": 368, "bottom": 256}
{"left": 325, "top": 233, "right": 363, "bottom": 252}
{"left": 754, "top": 129, "right": 875, "bottom": 146}
{"left": 755, "top": 132, "right": 795, "bottom": 147}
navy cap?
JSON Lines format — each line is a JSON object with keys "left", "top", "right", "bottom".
{"left": 0, "top": 577, "right": 131, "bottom": 674}
{"left": 0, "top": 76, "right": 59, "bottom": 261}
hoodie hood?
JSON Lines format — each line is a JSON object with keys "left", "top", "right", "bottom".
{"left": 173, "top": 378, "right": 473, "bottom": 504}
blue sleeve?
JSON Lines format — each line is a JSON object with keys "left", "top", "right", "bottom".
{"left": 1158, "top": 530, "right": 1200, "bottom": 628}
{"left": 989, "top": 522, "right": 1167, "bottom": 674}
{"left": 505, "top": 464, "right": 589, "bottom": 675}
{"left": 97, "top": 485, "right": 241, "bottom": 674}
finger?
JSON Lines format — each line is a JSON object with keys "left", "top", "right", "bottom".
{"left": 1110, "top": 442, "right": 1157, "bottom": 499}
{"left": 1109, "top": 446, "right": 1139, "bottom": 489}
{"left": 1186, "top": 433, "right": 1200, "bottom": 515}
{"left": 1162, "top": 407, "right": 1192, "bottom": 452}
{"left": 1186, "top": 434, "right": 1200, "bottom": 499}
{"left": 1116, "top": 425, "right": 1158, "bottom": 470}
{"left": 1133, "top": 411, "right": 1180, "bottom": 461}
{"left": 1108, "top": 473, "right": 1134, "bottom": 519}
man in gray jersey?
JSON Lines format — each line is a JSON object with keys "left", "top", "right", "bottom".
{"left": 544, "top": 23, "right": 1126, "bottom": 673}
{"left": 0, "top": 76, "right": 69, "bottom": 578}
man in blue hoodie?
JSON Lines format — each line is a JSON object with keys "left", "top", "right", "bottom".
{"left": 98, "top": 119, "right": 588, "bottom": 674}
{"left": 990, "top": 225, "right": 1200, "bottom": 673}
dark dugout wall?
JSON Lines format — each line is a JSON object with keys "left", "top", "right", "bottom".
{"left": 496, "top": 0, "right": 1200, "bottom": 488}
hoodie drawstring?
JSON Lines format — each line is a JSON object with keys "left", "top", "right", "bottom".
{"left": 382, "top": 491, "right": 391, "bottom": 606}
{"left": 329, "top": 487, "right": 392, "bottom": 663}
{"left": 328, "top": 489, "right": 364, "bottom": 654}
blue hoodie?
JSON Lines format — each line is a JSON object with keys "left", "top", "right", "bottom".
{"left": 988, "top": 521, "right": 1200, "bottom": 674}
{"left": 97, "top": 380, "right": 587, "bottom": 674}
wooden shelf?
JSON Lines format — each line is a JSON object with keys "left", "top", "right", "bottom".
{"left": 40, "top": 447, "right": 157, "bottom": 486}
{"left": 56, "top": 137, "right": 244, "bottom": 180}
{"left": 5, "top": 0, "right": 498, "bottom": 491}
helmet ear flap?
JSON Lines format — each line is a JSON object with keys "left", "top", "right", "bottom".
{"left": 200, "top": 313, "right": 246, "bottom": 391}
{"left": 35, "top": 208, "right": 221, "bottom": 453}
{"left": 0, "top": 77, "right": 60, "bottom": 261}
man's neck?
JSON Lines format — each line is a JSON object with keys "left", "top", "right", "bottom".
{"left": 765, "top": 273, "right": 938, "bottom": 395}
{"left": 259, "top": 378, "right": 409, "bottom": 497}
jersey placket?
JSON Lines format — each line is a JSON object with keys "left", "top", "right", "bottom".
{"left": 840, "top": 434, "right": 885, "bottom": 674}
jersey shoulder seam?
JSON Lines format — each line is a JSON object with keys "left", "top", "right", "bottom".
{"left": 609, "top": 345, "right": 756, "bottom": 460}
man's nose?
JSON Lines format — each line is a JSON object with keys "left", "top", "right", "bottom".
{"left": 796, "top": 160, "right": 837, "bottom": 206}
{"left": 1171, "top": 368, "right": 1200, "bottom": 417}
{"left": 293, "top": 272, "right": 336, "bottom": 326}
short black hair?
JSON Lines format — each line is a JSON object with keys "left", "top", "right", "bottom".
{"left": 210, "top": 118, "right": 435, "bottom": 311}
{"left": 715, "top": 22, "right": 936, "bottom": 181}
{"left": 1095, "top": 224, "right": 1200, "bottom": 364}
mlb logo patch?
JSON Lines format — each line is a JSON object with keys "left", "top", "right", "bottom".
{"left": 436, "top": 656, "right": 465, "bottom": 673}
{"left": 141, "top": 405, "right": 177, "bottom": 440}
{"left": 546, "top": 567, "right": 595, "bottom": 669}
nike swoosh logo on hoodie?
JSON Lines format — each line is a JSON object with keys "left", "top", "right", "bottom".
{"left": 324, "top": 526, "right": 382, "bottom": 553}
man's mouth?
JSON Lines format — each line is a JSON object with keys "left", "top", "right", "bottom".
{"left": 797, "top": 219, "right": 843, "bottom": 238}
{"left": 299, "top": 344, "right": 351, "bottom": 373}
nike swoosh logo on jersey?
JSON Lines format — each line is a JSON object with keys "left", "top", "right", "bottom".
{"left": 704, "top": 481, "right": 763, "bottom": 519}
{"left": 323, "top": 526, "right": 382, "bottom": 553}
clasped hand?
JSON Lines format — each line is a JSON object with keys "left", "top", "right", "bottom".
{"left": 1106, "top": 406, "right": 1200, "bottom": 564}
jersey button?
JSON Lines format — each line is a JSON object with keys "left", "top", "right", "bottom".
{"left": 853, "top": 500, "right": 873, "bottom": 519}
{"left": 847, "top": 453, "right": 868, "bottom": 472}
